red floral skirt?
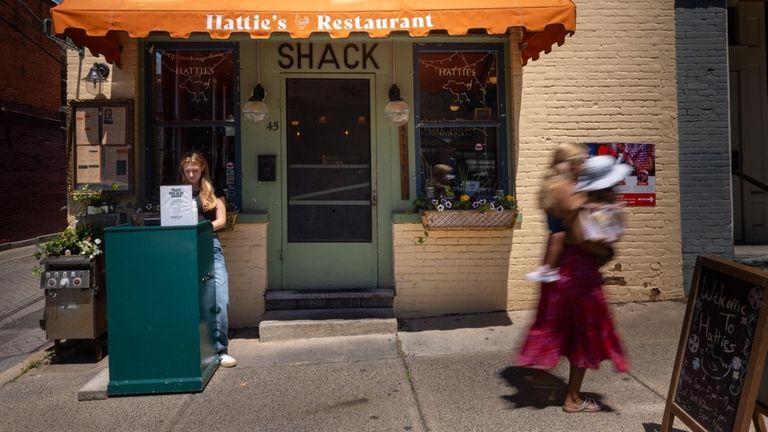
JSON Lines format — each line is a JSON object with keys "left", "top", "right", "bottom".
{"left": 515, "top": 245, "right": 629, "bottom": 372}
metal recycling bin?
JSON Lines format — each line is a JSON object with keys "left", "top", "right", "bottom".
{"left": 104, "top": 221, "right": 218, "bottom": 396}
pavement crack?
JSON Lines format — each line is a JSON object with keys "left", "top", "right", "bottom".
{"left": 626, "top": 370, "right": 667, "bottom": 401}
{"left": 396, "top": 336, "right": 430, "bottom": 432}
{"left": 160, "top": 393, "right": 194, "bottom": 432}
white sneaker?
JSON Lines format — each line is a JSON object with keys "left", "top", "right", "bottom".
{"left": 525, "top": 266, "right": 561, "bottom": 283}
{"left": 219, "top": 354, "right": 237, "bottom": 368}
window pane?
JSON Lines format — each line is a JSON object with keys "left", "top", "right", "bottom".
{"left": 150, "top": 49, "right": 234, "bottom": 122}
{"left": 149, "top": 127, "right": 237, "bottom": 203}
{"left": 419, "top": 127, "right": 499, "bottom": 196}
{"left": 417, "top": 50, "right": 500, "bottom": 123}
{"left": 286, "top": 78, "right": 372, "bottom": 242}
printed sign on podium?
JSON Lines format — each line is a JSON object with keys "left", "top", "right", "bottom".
{"left": 160, "top": 185, "right": 197, "bottom": 226}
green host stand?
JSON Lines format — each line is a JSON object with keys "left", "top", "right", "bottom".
{"left": 104, "top": 221, "right": 218, "bottom": 396}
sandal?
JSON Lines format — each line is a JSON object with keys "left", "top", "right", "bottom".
{"left": 562, "top": 398, "right": 603, "bottom": 413}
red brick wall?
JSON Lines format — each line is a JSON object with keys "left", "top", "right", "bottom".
{"left": 0, "top": 0, "right": 67, "bottom": 243}
{"left": 0, "top": 0, "right": 62, "bottom": 113}
{"left": 0, "top": 112, "right": 67, "bottom": 243}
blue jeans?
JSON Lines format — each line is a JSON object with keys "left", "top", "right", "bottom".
{"left": 213, "top": 236, "right": 229, "bottom": 355}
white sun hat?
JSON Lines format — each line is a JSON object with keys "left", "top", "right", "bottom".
{"left": 575, "top": 155, "right": 633, "bottom": 192}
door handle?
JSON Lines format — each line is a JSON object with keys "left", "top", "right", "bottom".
{"left": 371, "top": 190, "right": 377, "bottom": 206}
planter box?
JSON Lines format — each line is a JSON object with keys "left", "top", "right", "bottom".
{"left": 421, "top": 209, "right": 518, "bottom": 230}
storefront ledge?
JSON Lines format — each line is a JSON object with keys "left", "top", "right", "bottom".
{"left": 392, "top": 213, "right": 421, "bottom": 224}
{"left": 237, "top": 213, "right": 268, "bottom": 224}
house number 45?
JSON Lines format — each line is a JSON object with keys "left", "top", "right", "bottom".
{"left": 266, "top": 121, "right": 279, "bottom": 131}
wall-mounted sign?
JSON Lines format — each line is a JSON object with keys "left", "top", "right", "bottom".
{"left": 587, "top": 143, "right": 656, "bottom": 207}
{"left": 278, "top": 43, "right": 379, "bottom": 70}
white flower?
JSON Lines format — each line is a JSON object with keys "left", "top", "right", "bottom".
{"left": 437, "top": 204, "right": 445, "bottom": 211}
{"left": 496, "top": 206, "right": 504, "bottom": 212}
{"left": 445, "top": 201, "right": 452, "bottom": 209}
{"left": 431, "top": 199, "right": 438, "bottom": 205}
{"left": 472, "top": 202, "right": 479, "bottom": 209}
{"left": 95, "top": 239, "right": 101, "bottom": 245}
{"left": 489, "top": 203, "right": 496, "bottom": 211}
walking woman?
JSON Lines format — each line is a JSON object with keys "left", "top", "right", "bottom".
{"left": 180, "top": 151, "right": 237, "bottom": 368}
{"left": 515, "top": 152, "right": 630, "bottom": 413}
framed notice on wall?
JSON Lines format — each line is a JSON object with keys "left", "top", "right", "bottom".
{"left": 70, "top": 99, "right": 133, "bottom": 192}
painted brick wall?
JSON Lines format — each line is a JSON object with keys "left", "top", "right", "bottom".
{"left": 66, "top": 34, "right": 137, "bottom": 101}
{"left": 675, "top": 0, "right": 732, "bottom": 292}
{"left": 219, "top": 224, "right": 268, "bottom": 328}
{"left": 393, "top": 224, "right": 513, "bottom": 318}
{"left": 509, "top": 0, "right": 683, "bottom": 309}
{"left": 66, "top": 35, "right": 139, "bottom": 218}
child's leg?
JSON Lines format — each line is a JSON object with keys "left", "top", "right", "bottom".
{"left": 544, "top": 231, "right": 566, "bottom": 269}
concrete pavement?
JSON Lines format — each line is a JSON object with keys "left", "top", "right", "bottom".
{"left": 0, "top": 301, "right": 695, "bottom": 432}
{"left": 0, "top": 245, "right": 48, "bottom": 375}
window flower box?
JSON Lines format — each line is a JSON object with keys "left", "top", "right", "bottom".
{"left": 414, "top": 192, "right": 519, "bottom": 230}
{"left": 421, "top": 209, "right": 518, "bottom": 230}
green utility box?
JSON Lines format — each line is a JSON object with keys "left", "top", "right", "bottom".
{"left": 104, "top": 222, "right": 218, "bottom": 396}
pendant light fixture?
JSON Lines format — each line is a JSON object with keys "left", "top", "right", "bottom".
{"left": 243, "top": 42, "right": 269, "bottom": 123}
{"left": 383, "top": 43, "right": 410, "bottom": 126}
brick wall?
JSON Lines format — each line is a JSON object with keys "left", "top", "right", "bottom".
{"left": 0, "top": 0, "right": 61, "bottom": 114}
{"left": 393, "top": 224, "right": 513, "bottom": 317}
{"left": 675, "top": 0, "right": 732, "bottom": 292}
{"left": 219, "top": 224, "right": 268, "bottom": 328}
{"left": 508, "top": 0, "right": 684, "bottom": 309}
{"left": 0, "top": 0, "right": 67, "bottom": 243}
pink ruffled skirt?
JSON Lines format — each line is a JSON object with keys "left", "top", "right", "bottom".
{"left": 515, "top": 245, "right": 629, "bottom": 372}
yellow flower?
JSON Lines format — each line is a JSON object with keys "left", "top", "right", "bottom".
{"left": 505, "top": 194, "right": 515, "bottom": 202}
{"left": 460, "top": 194, "right": 470, "bottom": 202}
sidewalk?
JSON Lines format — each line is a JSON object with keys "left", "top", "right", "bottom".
{"left": 0, "top": 301, "right": 691, "bottom": 432}
{"left": 0, "top": 245, "right": 48, "bottom": 375}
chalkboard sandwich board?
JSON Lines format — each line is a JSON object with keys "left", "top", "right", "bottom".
{"left": 662, "top": 256, "right": 768, "bottom": 432}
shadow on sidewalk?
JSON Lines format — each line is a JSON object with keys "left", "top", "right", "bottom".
{"left": 49, "top": 339, "right": 106, "bottom": 364}
{"left": 499, "top": 366, "right": 613, "bottom": 412}
{"left": 641, "top": 422, "right": 687, "bottom": 432}
{"left": 399, "top": 311, "right": 513, "bottom": 332}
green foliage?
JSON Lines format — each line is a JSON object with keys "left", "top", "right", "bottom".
{"left": 33, "top": 224, "right": 104, "bottom": 275}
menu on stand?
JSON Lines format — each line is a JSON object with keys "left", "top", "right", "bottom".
{"left": 663, "top": 256, "right": 768, "bottom": 432}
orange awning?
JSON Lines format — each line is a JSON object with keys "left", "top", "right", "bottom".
{"left": 52, "top": 0, "right": 575, "bottom": 67}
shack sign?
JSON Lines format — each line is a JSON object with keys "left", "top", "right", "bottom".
{"left": 662, "top": 256, "right": 768, "bottom": 432}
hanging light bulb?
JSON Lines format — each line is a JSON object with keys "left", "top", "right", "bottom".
{"left": 384, "top": 84, "right": 409, "bottom": 126}
{"left": 243, "top": 83, "right": 269, "bottom": 123}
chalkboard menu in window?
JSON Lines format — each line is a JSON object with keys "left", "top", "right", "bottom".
{"left": 662, "top": 256, "right": 768, "bottom": 432}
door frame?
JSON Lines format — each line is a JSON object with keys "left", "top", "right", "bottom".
{"left": 278, "top": 72, "right": 380, "bottom": 289}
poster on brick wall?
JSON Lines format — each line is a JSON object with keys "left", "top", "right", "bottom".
{"left": 587, "top": 143, "right": 656, "bottom": 207}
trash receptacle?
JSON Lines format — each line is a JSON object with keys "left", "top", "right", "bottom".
{"left": 104, "top": 221, "right": 218, "bottom": 396}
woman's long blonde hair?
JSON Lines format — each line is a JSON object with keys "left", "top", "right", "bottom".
{"left": 179, "top": 151, "right": 217, "bottom": 211}
{"left": 539, "top": 143, "right": 587, "bottom": 211}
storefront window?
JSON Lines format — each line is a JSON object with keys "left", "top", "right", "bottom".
{"left": 145, "top": 43, "right": 239, "bottom": 205}
{"left": 414, "top": 44, "right": 507, "bottom": 197}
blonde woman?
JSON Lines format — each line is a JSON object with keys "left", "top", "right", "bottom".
{"left": 179, "top": 151, "right": 236, "bottom": 368}
{"left": 525, "top": 143, "right": 587, "bottom": 282}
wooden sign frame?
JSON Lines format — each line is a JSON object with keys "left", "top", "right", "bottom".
{"left": 662, "top": 256, "right": 768, "bottom": 432}
{"left": 68, "top": 99, "right": 134, "bottom": 193}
